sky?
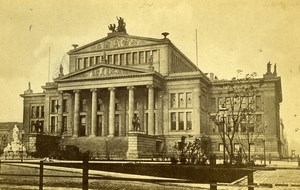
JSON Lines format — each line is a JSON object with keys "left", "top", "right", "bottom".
{"left": 0, "top": 0, "right": 299, "bottom": 153}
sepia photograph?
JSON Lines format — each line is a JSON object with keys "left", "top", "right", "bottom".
{"left": 0, "top": 0, "right": 300, "bottom": 189}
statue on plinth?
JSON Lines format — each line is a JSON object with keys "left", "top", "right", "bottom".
{"left": 132, "top": 115, "right": 140, "bottom": 131}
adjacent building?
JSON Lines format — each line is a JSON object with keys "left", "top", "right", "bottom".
{"left": 20, "top": 19, "right": 286, "bottom": 159}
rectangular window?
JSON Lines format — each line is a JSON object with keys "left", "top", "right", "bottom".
{"left": 81, "top": 99, "right": 87, "bottom": 112}
{"left": 145, "top": 51, "right": 151, "bottom": 63}
{"left": 108, "top": 55, "right": 112, "bottom": 64}
{"left": 115, "top": 98, "right": 120, "bottom": 111}
{"left": 219, "top": 143, "right": 224, "bottom": 152}
{"left": 96, "top": 56, "right": 100, "bottom": 64}
{"left": 171, "top": 113, "right": 176, "bottom": 130}
{"left": 84, "top": 57, "right": 89, "bottom": 68}
{"left": 170, "top": 93, "right": 176, "bottom": 108}
{"left": 78, "top": 58, "right": 84, "bottom": 70}
{"left": 80, "top": 116, "right": 86, "bottom": 136}
{"left": 41, "top": 106, "right": 44, "bottom": 118}
{"left": 50, "top": 116, "right": 56, "bottom": 133}
{"left": 178, "top": 93, "right": 185, "bottom": 108}
{"left": 186, "top": 93, "right": 192, "bottom": 108}
{"left": 178, "top": 112, "right": 184, "bottom": 130}
{"left": 51, "top": 100, "right": 57, "bottom": 113}
{"left": 133, "top": 52, "right": 138, "bottom": 64}
{"left": 113, "top": 54, "right": 118, "bottom": 65}
{"left": 186, "top": 112, "right": 192, "bottom": 130}
{"left": 32, "top": 106, "right": 36, "bottom": 118}
{"left": 36, "top": 106, "right": 40, "bottom": 118}
{"left": 62, "top": 99, "right": 68, "bottom": 113}
{"left": 256, "top": 96, "right": 262, "bottom": 110}
{"left": 62, "top": 116, "right": 67, "bottom": 134}
{"left": 120, "top": 54, "right": 125, "bottom": 65}
{"left": 126, "top": 53, "right": 131, "bottom": 65}
{"left": 97, "top": 115, "right": 102, "bottom": 136}
{"left": 90, "top": 57, "right": 94, "bottom": 66}
{"left": 139, "top": 52, "right": 144, "bottom": 64}
{"left": 97, "top": 98, "right": 103, "bottom": 112}
{"left": 114, "top": 114, "right": 119, "bottom": 136}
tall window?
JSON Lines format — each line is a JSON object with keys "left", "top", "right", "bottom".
{"left": 115, "top": 98, "right": 121, "bottom": 111}
{"left": 219, "top": 143, "right": 224, "bottom": 152}
{"left": 186, "top": 93, "right": 192, "bottom": 108}
{"left": 114, "top": 115, "right": 119, "bottom": 136}
{"left": 113, "top": 54, "right": 119, "bottom": 65}
{"left": 120, "top": 54, "right": 125, "bottom": 65}
{"left": 50, "top": 116, "right": 56, "bottom": 133}
{"left": 35, "top": 106, "right": 40, "bottom": 118}
{"left": 41, "top": 106, "right": 44, "bottom": 117}
{"left": 178, "top": 112, "right": 184, "bottom": 130}
{"left": 256, "top": 96, "right": 262, "bottom": 111}
{"left": 78, "top": 58, "right": 83, "bottom": 70}
{"left": 81, "top": 99, "right": 87, "bottom": 112}
{"left": 97, "top": 98, "right": 103, "bottom": 111}
{"left": 32, "top": 106, "right": 36, "bottom": 118}
{"left": 79, "top": 116, "right": 86, "bottom": 136}
{"left": 62, "top": 99, "right": 68, "bottom": 113}
{"left": 139, "top": 52, "right": 144, "bottom": 64}
{"left": 90, "top": 57, "right": 94, "bottom": 66}
{"left": 145, "top": 51, "right": 151, "bottom": 63}
{"left": 170, "top": 93, "right": 176, "bottom": 108}
{"left": 186, "top": 112, "right": 192, "bottom": 130}
{"left": 108, "top": 55, "right": 112, "bottom": 64}
{"left": 96, "top": 56, "right": 100, "bottom": 64}
{"left": 51, "top": 100, "right": 57, "bottom": 113}
{"left": 126, "top": 53, "right": 131, "bottom": 65}
{"left": 133, "top": 52, "right": 138, "bottom": 64}
{"left": 84, "top": 57, "right": 88, "bottom": 68}
{"left": 171, "top": 113, "right": 176, "bottom": 130}
{"left": 178, "top": 93, "right": 184, "bottom": 108}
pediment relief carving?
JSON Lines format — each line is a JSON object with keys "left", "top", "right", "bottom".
{"left": 66, "top": 66, "right": 144, "bottom": 80}
{"left": 76, "top": 36, "right": 157, "bottom": 53}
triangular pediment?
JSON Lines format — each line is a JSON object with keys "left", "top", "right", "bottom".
{"left": 56, "top": 64, "right": 152, "bottom": 81}
{"left": 70, "top": 34, "right": 164, "bottom": 54}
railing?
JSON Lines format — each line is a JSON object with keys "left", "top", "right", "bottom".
{"left": 0, "top": 158, "right": 300, "bottom": 190}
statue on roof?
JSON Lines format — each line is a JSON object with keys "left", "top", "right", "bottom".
{"left": 59, "top": 64, "right": 64, "bottom": 77}
{"left": 116, "top": 16, "right": 126, "bottom": 33}
{"left": 108, "top": 24, "right": 116, "bottom": 33}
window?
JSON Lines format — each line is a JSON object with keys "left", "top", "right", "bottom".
{"left": 81, "top": 99, "right": 87, "bottom": 112}
{"left": 51, "top": 100, "right": 57, "bottom": 113}
{"left": 41, "top": 106, "right": 44, "bottom": 117}
{"left": 90, "top": 57, "right": 94, "bottom": 66}
{"left": 126, "top": 53, "right": 131, "bottom": 65}
{"left": 178, "top": 93, "right": 184, "bottom": 108}
{"left": 120, "top": 54, "right": 125, "bottom": 65}
{"left": 97, "top": 98, "right": 103, "bottom": 112}
{"left": 108, "top": 55, "right": 112, "bottom": 64}
{"left": 62, "top": 99, "right": 68, "bottom": 113}
{"left": 186, "top": 93, "right": 192, "bottom": 108}
{"left": 50, "top": 116, "right": 56, "bottom": 133}
{"left": 178, "top": 112, "right": 184, "bottom": 130}
{"left": 113, "top": 54, "right": 118, "bottom": 65}
{"left": 133, "top": 52, "right": 137, "bottom": 64}
{"left": 62, "top": 116, "right": 67, "bottom": 134}
{"left": 96, "top": 56, "right": 100, "bottom": 64}
{"left": 97, "top": 115, "right": 102, "bottom": 136}
{"left": 145, "top": 51, "right": 151, "bottom": 63}
{"left": 186, "top": 112, "right": 192, "bottom": 130}
{"left": 115, "top": 98, "right": 120, "bottom": 111}
{"left": 114, "top": 115, "right": 119, "bottom": 136}
{"left": 256, "top": 96, "right": 262, "bottom": 110}
{"left": 36, "top": 106, "right": 40, "bottom": 118}
{"left": 170, "top": 93, "right": 176, "bottom": 108}
{"left": 219, "top": 143, "right": 224, "bottom": 152}
{"left": 32, "top": 106, "right": 36, "bottom": 118}
{"left": 171, "top": 113, "right": 176, "bottom": 130}
{"left": 78, "top": 58, "right": 83, "bottom": 70}
{"left": 84, "top": 57, "right": 88, "bottom": 68}
{"left": 139, "top": 52, "right": 144, "bottom": 64}
{"left": 80, "top": 116, "right": 86, "bottom": 136}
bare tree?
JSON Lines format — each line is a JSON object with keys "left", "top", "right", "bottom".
{"left": 210, "top": 71, "right": 264, "bottom": 164}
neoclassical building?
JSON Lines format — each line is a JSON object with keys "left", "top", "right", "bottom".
{"left": 21, "top": 19, "right": 286, "bottom": 159}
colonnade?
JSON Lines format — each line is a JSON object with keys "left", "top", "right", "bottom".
{"left": 57, "top": 85, "right": 155, "bottom": 137}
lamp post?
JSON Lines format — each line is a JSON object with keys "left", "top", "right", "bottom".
{"left": 218, "top": 104, "right": 228, "bottom": 164}
{"left": 21, "top": 130, "right": 25, "bottom": 162}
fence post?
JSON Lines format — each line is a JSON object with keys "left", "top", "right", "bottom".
{"left": 248, "top": 172, "right": 254, "bottom": 190}
{"left": 210, "top": 182, "right": 217, "bottom": 190}
{"left": 39, "top": 161, "right": 44, "bottom": 190}
{"left": 82, "top": 155, "right": 89, "bottom": 190}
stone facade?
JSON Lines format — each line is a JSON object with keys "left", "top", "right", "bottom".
{"left": 20, "top": 28, "right": 286, "bottom": 159}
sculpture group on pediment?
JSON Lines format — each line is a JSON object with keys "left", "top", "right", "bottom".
{"left": 96, "top": 37, "right": 140, "bottom": 50}
{"left": 108, "top": 17, "right": 126, "bottom": 33}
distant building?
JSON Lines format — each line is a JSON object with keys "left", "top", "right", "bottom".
{"left": 20, "top": 18, "right": 285, "bottom": 159}
{"left": 0, "top": 122, "right": 23, "bottom": 152}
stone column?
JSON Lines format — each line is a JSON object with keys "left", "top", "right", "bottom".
{"left": 90, "top": 88, "right": 97, "bottom": 137}
{"left": 127, "top": 86, "right": 134, "bottom": 131}
{"left": 73, "top": 90, "right": 80, "bottom": 137}
{"left": 147, "top": 85, "right": 154, "bottom": 135}
{"left": 57, "top": 91, "right": 63, "bottom": 135}
{"left": 108, "top": 87, "right": 115, "bottom": 136}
